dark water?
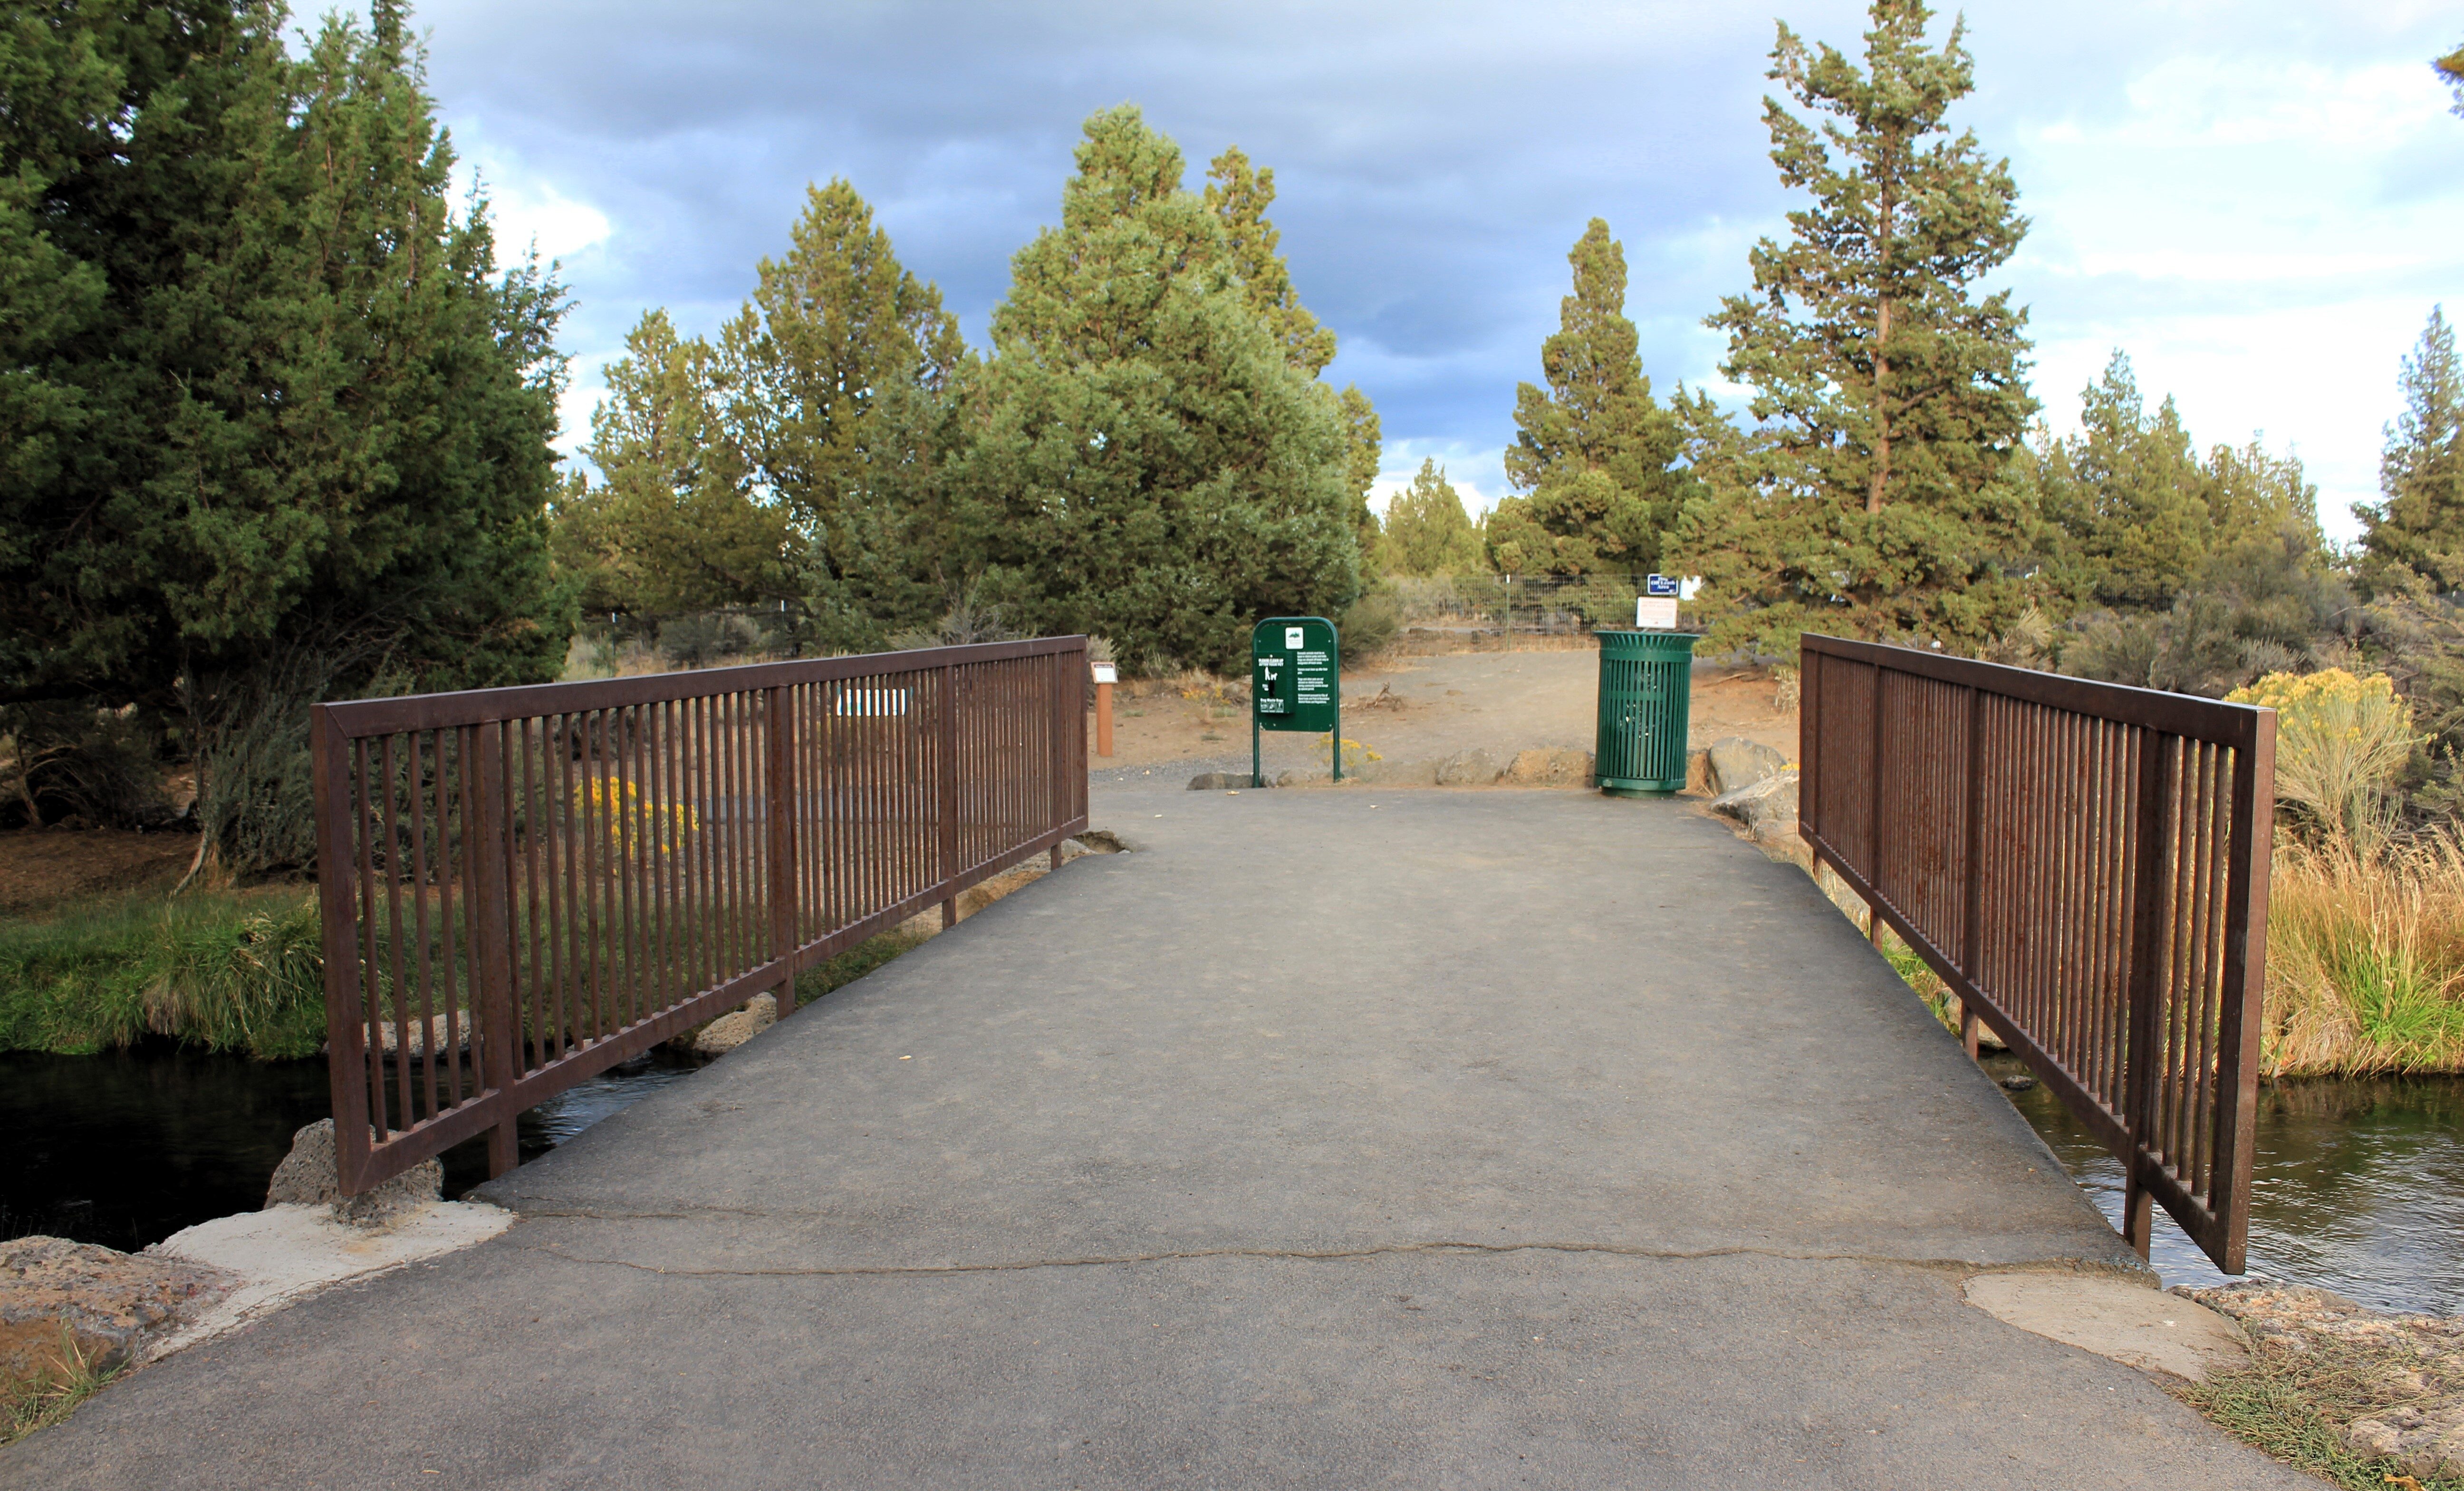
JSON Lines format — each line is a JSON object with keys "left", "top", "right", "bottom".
{"left": 1988, "top": 1054, "right": 2464, "bottom": 1317}
{"left": 1, "top": 1041, "right": 708, "bottom": 1250}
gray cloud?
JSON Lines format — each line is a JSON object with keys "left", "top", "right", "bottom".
{"left": 414, "top": 0, "right": 2464, "bottom": 530}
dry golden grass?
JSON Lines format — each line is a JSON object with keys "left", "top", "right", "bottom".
{"left": 2263, "top": 827, "right": 2464, "bottom": 1076}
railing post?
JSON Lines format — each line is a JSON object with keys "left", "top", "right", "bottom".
{"left": 1867, "top": 659, "right": 1887, "bottom": 944}
{"left": 766, "top": 685, "right": 798, "bottom": 1017}
{"left": 472, "top": 720, "right": 520, "bottom": 1180}
{"left": 1960, "top": 684, "right": 1986, "bottom": 1060}
{"left": 2210, "top": 711, "right": 2276, "bottom": 1274}
{"left": 312, "top": 707, "right": 375, "bottom": 1194}
{"left": 2121, "top": 729, "right": 2176, "bottom": 1259}
{"left": 1049, "top": 649, "right": 1068, "bottom": 871}
{"left": 939, "top": 660, "right": 961, "bottom": 929}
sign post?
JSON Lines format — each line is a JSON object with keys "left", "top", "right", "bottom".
{"left": 1251, "top": 616, "right": 1340, "bottom": 787}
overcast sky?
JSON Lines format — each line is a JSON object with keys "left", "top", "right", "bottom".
{"left": 408, "top": 0, "right": 2463, "bottom": 543}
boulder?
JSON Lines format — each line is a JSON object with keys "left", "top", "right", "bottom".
{"left": 2184, "top": 1281, "right": 2464, "bottom": 1479}
{"left": 1435, "top": 748, "right": 1506, "bottom": 786}
{"left": 1273, "top": 769, "right": 1328, "bottom": 788}
{"left": 693, "top": 992, "right": 778, "bottom": 1056}
{"left": 264, "top": 1119, "right": 443, "bottom": 1228}
{"left": 1709, "top": 771, "right": 1799, "bottom": 832}
{"left": 1505, "top": 748, "right": 1594, "bottom": 787}
{"left": 1705, "top": 736, "right": 1789, "bottom": 796}
{"left": 1350, "top": 757, "right": 1440, "bottom": 787}
{"left": 1, "top": 1236, "right": 233, "bottom": 1387}
{"left": 1186, "top": 771, "right": 1254, "bottom": 790}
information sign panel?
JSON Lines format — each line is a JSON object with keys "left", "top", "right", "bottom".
{"left": 1251, "top": 615, "right": 1341, "bottom": 785}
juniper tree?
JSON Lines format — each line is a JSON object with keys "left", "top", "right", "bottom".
{"left": 2359, "top": 308, "right": 2464, "bottom": 596}
{"left": 2031, "top": 353, "right": 2214, "bottom": 610}
{"left": 1678, "top": 0, "right": 2035, "bottom": 650}
{"left": 963, "top": 107, "right": 1357, "bottom": 669}
{"left": 1487, "top": 219, "right": 1688, "bottom": 576}
{"left": 1207, "top": 146, "right": 1384, "bottom": 560}
{"left": 1379, "top": 460, "right": 1484, "bottom": 577}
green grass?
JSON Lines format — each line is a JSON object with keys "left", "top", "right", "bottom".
{"left": 793, "top": 929, "right": 925, "bottom": 1004}
{"left": 1, "top": 1331, "right": 127, "bottom": 1448}
{"left": 2179, "top": 1336, "right": 2464, "bottom": 1491}
{"left": 0, "top": 888, "right": 324, "bottom": 1058}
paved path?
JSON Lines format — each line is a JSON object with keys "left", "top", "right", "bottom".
{"left": 7, "top": 787, "right": 2307, "bottom": 1489}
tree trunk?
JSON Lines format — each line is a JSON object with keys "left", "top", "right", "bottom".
{"left": 1870, "top": 296, "right": 1892, "bottom": 515}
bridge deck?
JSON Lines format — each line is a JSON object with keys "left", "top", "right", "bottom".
{"left": 9, "top": 787, "right": 2306, "bottom": 1489}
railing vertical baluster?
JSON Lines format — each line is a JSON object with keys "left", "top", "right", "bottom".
{"left": 472, "top": 719, "right": 520, "bottom": 1179}
{"left": 2121, "top": 728, "right": 2175, "bottom": 1259}
{"left": 1960, "top": 684, "right": 1986, "bottom": 1059}
{"left": 312, "top": 707, "right": 374, "bottom": 1193}
{"left": 939, "top": 661, "right": 961, "bottom": 929}
{"left": 767, "top": 685, "right": 798, "bottom": 1017}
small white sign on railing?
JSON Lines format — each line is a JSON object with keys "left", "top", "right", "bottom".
{"left": 835, "top": 687, "right": 910, "bottom": 717}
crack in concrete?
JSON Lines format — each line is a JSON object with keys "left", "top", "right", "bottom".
{"left": 516, "top": 1235, "right": 2127, "bottom": 1280}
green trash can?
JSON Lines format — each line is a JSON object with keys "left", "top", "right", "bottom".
{"left": 1594, "top": 629, "right": 1697, "bottom": 796}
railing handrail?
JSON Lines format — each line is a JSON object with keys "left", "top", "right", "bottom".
{"left": 312, "top": 635, "right": 1089, "bottom": 1195}
{"left": 1800, "top": 633, "right": 2275, "bottom": 1274}
{"left": 318, "top": 637, "right": 1083, "bottom": 737}
{"left": 1800, "top": 634, "right": 2267, "bottom": 746}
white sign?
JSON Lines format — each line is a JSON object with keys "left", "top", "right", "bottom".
{"left": 1636, "top": 596, "right": 1679, "bottom": 630}
{"left": 1284, "top": 626, "right": 1305, "bottom": 649}
{"left": 1091, "top": 663, "right": 1117, "bottom": 684}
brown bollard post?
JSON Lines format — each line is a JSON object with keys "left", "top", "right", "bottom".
{"left": 1093, "top": 658, "right": 1116, "bottom": 757}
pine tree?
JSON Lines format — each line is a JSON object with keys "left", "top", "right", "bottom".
{"left": 1204, "top": 148, "right": 1336, "bottom": 376}
{"left": 2439, "top": 41, "right": 2464, "bottom": 116}
{"left": 2032, "top": 353, "right": 2214, "bottom": 610}
{"left": 1487, "top": 219, "right": 1688, "bottom": 576}
{"left": 2359, "top": 307, "right": 2464, "bottom": 596}
{"left": 553, "top": 311, "right": 788, "bottom": 616}
{"left": 1207, "top": 145, "right": 1384, "bottom": 560}
{"left": 1379, "top": 460, "right": 1484, "bottom": 576}
{"left": 1678, "top": 0, "right": 2036, "bottom": 650}
{"left": 712, "top": 179, "right": 968, "bottom": 646}
{"left": 963, "top": 107, "right": 1357, "bottom": 670}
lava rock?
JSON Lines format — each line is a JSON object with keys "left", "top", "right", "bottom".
{"left": 264, "top": 1119, "right": 442, "bottom": 1228}
{"left": 1705, "top": 736, "right": 1790, "bottom": 796}
{"left": 1435, "top": 747, "right": 1506, "bottom": 786}
{"left": 1505, "top": 748, "right": 1595, "bottom": 787}
{"left": 1709, "top": 771, "right": 1799, "bottom": 830}
{"left": 0, "top": 1236, "right": 233, "bottom": 1388}
{"left": 693, "top": 992, "right": 778, "bottom": 1056}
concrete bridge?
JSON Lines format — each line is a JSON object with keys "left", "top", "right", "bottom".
{"left": 8, "top": 785, "right": 2309, "bottom": 1489}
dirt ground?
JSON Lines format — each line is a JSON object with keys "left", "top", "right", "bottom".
{"left": 0, "top": 828, "right": 199, "bottom": 918}
{"left": 1092, "top": 646, "right": 1799, "bottom": 779}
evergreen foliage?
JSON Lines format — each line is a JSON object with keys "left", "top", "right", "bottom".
{"left": 553, "top": 182, "right": 964, "bottom": 650}
{"left": 1676, "top": 0, "right": 2035, "bottom": 653}
{"left": 1, "top": 0, "right": 570, "bottom": 876}
{"left": 2033, "top": 353, "right": 2223, "bottom": 610}
{"left": 1379, "top": 460, "right": 1484, "bottom": 576}
{"left": 1207, "top": 146, "right": 1385, "bottom": 563}
{"left": 962, "top": 106, "right": 1359, "bottom": 671}
{"left": 552, "top": 311, "right": 781, "bottom": 617}
{"left": 0, "top": 0, "right": 571, "bottom": 711}
{"left": 1488, "top": 219, "right": 1688, "bottom": 576}
{"left": 2358, "top": 308, "right": 2464, "bottom": 597}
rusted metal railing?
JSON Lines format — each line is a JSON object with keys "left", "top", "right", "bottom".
{"left": 310, "top": 638, "right": 1089, "bottom": 1194}
{"left": 1799, "top": 635, "right": 2275, "bottom": 1273}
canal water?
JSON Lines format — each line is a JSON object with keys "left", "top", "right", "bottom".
{"left": 1, "top": 1042, "right": 706, "bottom": 1251}
{"left": 1985, "top": 1055, "right": 2464, "bottom": 1316}
{"left": 6, "top": 1045, "right": 2459, "bottom": 1317}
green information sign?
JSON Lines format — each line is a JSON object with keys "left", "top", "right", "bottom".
{"left": 1251, "top": 615, "right": 1340, "bottom": 786}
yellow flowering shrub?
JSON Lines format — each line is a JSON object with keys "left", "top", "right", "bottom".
{"left": 2225, "top": 669, "right": 2417, "bottom": 846}
{"left": 571, "top": 773, "right": 696, "bottom": 852}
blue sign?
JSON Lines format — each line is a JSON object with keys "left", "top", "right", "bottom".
{"left": 1645, "top": 573, "right": 1680, "bottom": 598}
